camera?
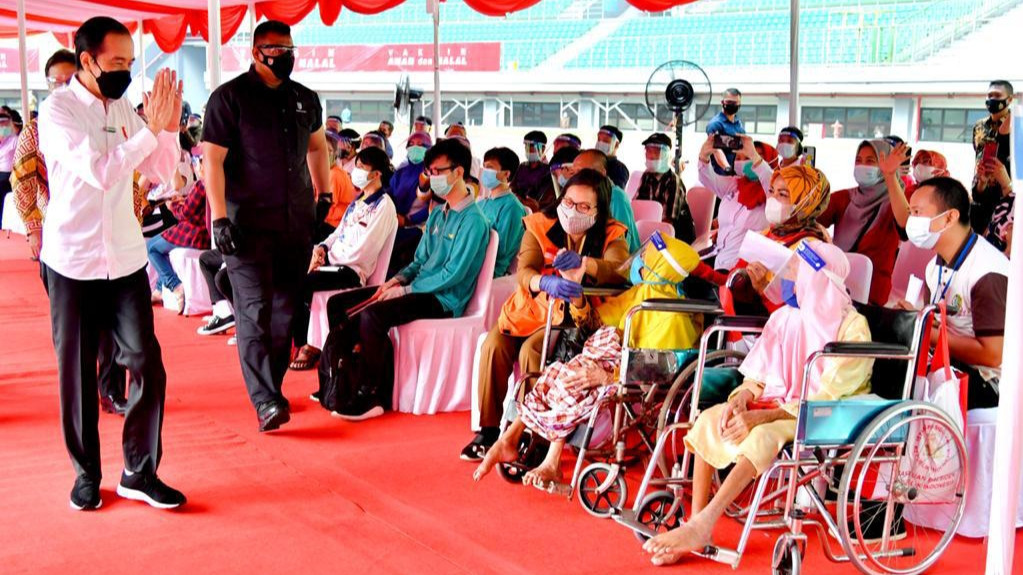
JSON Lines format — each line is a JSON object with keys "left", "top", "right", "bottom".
{"left": 712, "top": 133, "right": 743, "bottom": 150}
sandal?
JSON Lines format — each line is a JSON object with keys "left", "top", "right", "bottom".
{"left": 289, "top": 345, "right": 321, "bottom": 371}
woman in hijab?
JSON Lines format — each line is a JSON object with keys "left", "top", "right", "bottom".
{"left": 818, "top": 140, "right": 909, "bottom": 306}
{"left": 472, "top": 235, "right": 712, "bottom": 488}
{"left": 641, "top": 240, "right": 874, "bottom": 566}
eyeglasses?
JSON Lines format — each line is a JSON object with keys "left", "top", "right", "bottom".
{"left": 561, "top": 197, "right": 595, "bottom": 215}
{"left": 424, "top": 165, "right": 455, "bottom": 176}
{"left": 256, "top": 44, "right": 296, "bottom": 58}
{"left": 46, "top": 75, "right": 72, "bottom": 89}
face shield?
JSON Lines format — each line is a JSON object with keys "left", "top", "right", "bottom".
{"left": 618, "top": 231, "right": 690, "bottom": 293}
{"left": 762, "top": 240, "right": 843, "bottom": 307}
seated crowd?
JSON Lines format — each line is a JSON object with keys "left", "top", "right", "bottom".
{"left": 13, "top": 40, "right": 1012, "bottom": 565}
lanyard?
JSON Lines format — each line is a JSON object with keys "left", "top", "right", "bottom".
{"left": 932, "top": 233, "right": 977, "bottom": 305}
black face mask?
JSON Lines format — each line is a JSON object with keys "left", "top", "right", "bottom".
{"left": 986, "top": 98, "right": 1008, "bottom": 115}
{"left": 260, "top": 52, "right": 295, "bottom": 81}
{"left": 722, "top": 102, "right": 740, "bottom": 116}
{"left": 90, "top": 60, "right": 132, "bottom": 100}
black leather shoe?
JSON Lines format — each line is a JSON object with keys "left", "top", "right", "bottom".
{"left": 100, "top": 395, "right": 128, "bottom": 416}
{"left": 70, "top": 475, "right": 102, "bottom": 510}
{"left": 257, "top": 400, "right": 291, "bottom": 432}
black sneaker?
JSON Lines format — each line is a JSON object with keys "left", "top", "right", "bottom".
{"left": 330, "top": 390, "right": 384, "bottom": 421}
{"left": 197, "top": 314, "right": 235, "bottom": 336}
{"left": 460, "top": 429, "right": 498, "bottom": 461}
{"left": 116, "top": 472, "right": 186, "bottom": 509}
{"left": 309, "top": 390, "right": 321, "bottom": 402}
{"left": 69, "top": 476, "right": 102, "bottom": 510}
{"left": 257, "top": 400, "right": 291, "bottom": 432}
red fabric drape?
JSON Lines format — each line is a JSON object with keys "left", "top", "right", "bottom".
{"left": 145, "top": 14, "right": 189, "bottom": 53}
{"left": 461, "top": 0, "right": 541, "bottom": 17}
{"left": 192, "top": 6, "right": 249, "bottom": 44}
{"left": 340, "top": 0, "right": 412, "bottom": 16}
{"left": 625, "top": 0, "right": 696, "bottom": 11}
{"left": 255, "top": 0, "right": 320, "bottom": 24}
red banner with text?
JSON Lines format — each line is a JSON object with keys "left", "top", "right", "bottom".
{"left": 223, "top": 43, "right": 501, "bottom": 73}
{"left": 0, "top": 48, "right": 39, "bottom": 74}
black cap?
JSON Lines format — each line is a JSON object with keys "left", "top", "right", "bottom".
{"left": 599, "top": 125, "right": 623, "bottom": 141}
{"left": 642, "top": 133, "right": 671, "bottom": 147}
{"left": 549, "top": 146, "right": 580, "bottom": 168}
{"left": 524, "top": 130, "right": 548, "bottom": 145}
{"left": 414, "top": 116, "right": 433, "bottom": 126}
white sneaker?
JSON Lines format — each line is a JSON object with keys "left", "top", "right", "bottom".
{"left": 227, "top": 336, "right": 237, "bottom": 346}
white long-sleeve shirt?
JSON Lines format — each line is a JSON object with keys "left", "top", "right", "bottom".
{"left": 38, "top": 76, "right": 180, "bottom": 280}
{"left": 697, "top": 160, "right": 772, "bottom": 270}
{"left": 321, "top": 188, "right": 398, "bottom": 284}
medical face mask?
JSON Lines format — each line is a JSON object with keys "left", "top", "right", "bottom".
{"left": 629, "top": 232, "right": 689, "bottom": 292}
{"left": 556, "top": 173, "right": 569, "bottom": 188}
{"left": 777, "top": 142, "right": 798, "bottom": 160}
{"left": 913, "top": 165, "right": 937, "bottom": 184}
{"left": 260, "top": 51, "right": 295, "bottom": 81}
{"left": 765, "top": 197, "right": 792, "bottom": 225}
{"left": 481, "top": 168, "right": 501, "bottom": 191}
{"left": 986, "top": 98, "right": 1008, "bottom": 115}
{"left": 89, "top": 59, "right": 132, "bottom": 100}
{"left": 853, "top": 165, "right": 883, "bottom": 187}
{"left": 557, "top": 203, "right": 596, "bottom": 236}
{"left": 350, "top": 167, "right": 371, "bottom": 190}
{"left": 781, "top": 279, "right": 799, "bottom": 308}
{"left": 406, "top": 145, "right": 426, "bottom": 165}
{"left": 595, "top": 141, "right": 613, "bottom": 155}
{"left": 430, "top": 173, "right": 454, "bottom": 198}
{"left": 905, "top": 211, "right": 950, "bottom": 249}
{"left": 0, "top": 124, "right": 12, "bottom": 139}
{"left": 645, "top": 155, "right": 669, "bottom": 174}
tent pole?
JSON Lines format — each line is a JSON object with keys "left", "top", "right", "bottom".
{"left": 16, "top": 0, "right": 29, "bottom": 121}
{"left": 788, "top": 0, "right": 799, "bottom": 127}
{"left": 432, "top": 1, "right": 441, "bottom": 127}
{"left": 208, "top": 0, "right": 223, "bottom": 90}
{"left": 138, "top": 20, "right": 148, "bottom": 86}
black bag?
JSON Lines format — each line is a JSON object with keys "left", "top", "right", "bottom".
{"left": 141, "top": 201, "right": 178, "bottom": 238}
{"left": 316, "top": 328, "right": 361, "bottom": 413}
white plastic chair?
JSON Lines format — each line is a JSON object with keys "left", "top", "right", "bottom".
{"left": 887, "top": 241, "right": 934, "bottom": 305}
{"left": 625, "top": 169, "right": 645, "bottom": 200}
{"left": 844, "top": 252, "right": 873, "bottom": 304}
{"left": 630, "top": 199, "right": 663, "bottom": 223}
{"left": 686, "top": 186, "right": 715, "bottom": 248}
{"left": 636, "top": 220, "right": 675, "bottom": 244}
{"left": 306, "top": 224, "right": 397, "bottom": 350}
{"left": 390, "top": 229, "right": 499, "bottom": 415}
{"left": 167, "top": 247, "right": 213, "bottom": 316}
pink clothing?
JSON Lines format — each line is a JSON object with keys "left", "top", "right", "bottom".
{"left": 739, "top": 240, "right": 853, "bottom": 405}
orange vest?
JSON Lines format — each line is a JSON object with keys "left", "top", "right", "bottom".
{"left": 497, "top": 213, "right": 627, "bottom": 337}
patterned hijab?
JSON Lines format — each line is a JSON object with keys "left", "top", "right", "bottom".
{"left": 768, "top": 165, "right": 831, "bottom": 239}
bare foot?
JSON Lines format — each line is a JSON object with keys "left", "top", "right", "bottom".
{"left": 650, "top": 551, "right": 684, "bottom": 567}
{"left": 523, "top": 460, "right": 563, "bottom": 490}
{"left": 473, "top": 437, "right": 518, "bottom": 482}
{"left": 642, "top": 519, "right": 712, "bottom": 560}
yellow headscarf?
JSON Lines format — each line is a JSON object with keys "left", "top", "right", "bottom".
{"left": 768, "top": 164, "right": 831, "bottom": 238}
{"left": 597, "top": 235, "right": 704, "bottom": 350}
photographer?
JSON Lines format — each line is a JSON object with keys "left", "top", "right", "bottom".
{"left": 705, "top": 88, "right": 746, "bottom": 174}
{"left": 971, "top": 80, "right": 1014, "bottom": 253}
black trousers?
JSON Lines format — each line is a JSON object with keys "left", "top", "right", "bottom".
{"left": 325, "top": 287, "right": 449, "bottom": 407}
{"left": 291, "top": 266, "right": 360, "bottom": 348}
{"left": 224, "top": 230, "right": 311, "bottom": 408}
{"left": 39, "top": 262, "right": 127, "bottom": 402}
{"left": 198, "top": 249, "right": 232, "bottom": 304}
{"left": 386, "top": 227, "right": 423, "bottom": 278}
{"left": 954, "top": 360, "right": 1000, "bottom": 409}
{"left": 44, "top": 265, "right": 167, "bottom": 480}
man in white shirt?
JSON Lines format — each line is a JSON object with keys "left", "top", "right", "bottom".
{"left": 38, "top": 17, "right": 186, "bottom": 511}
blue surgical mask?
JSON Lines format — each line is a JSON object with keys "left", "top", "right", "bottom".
{"left": 481, "top": 168, "right": 501, "bottom": 191}
{"left": 781, "top": 279, "right": 800, "bottom": 308}
{"left": 629, "top": 256, "right": 684, "bottom": 296}
{"left": 406, "top": 145, "right": 426, "bottom": 165}
{"left": 556, "top": 173, "right": 568, "bottom": 188}
{"left": 430, "top": 173, "right": 453, "bottom": 197}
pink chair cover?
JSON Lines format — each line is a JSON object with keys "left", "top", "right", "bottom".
{"left": 844, "top": 252, "right": 873, "bottom": 304}
{"left": 904, "top": 407, "right": 1023, "bottom": 537}
{"left": 887, "top": 241, "right": 934, "bottom": 305}
{"left": 390, "top": 229, "right": 499, "bottom": 415}
{"left": 630, "top": 199, "right": 664, "bottom": 223}
{"left": 306, "top": 225, "right": 397, "bottom": 350}
{"left": 147, "top": 264, "right": 159, "bottom": 292}
{"left": 625, "top": 169, "right": 644, "bottom": 200}
{"left": 687, "top": 186, "right": 715, "bottom": 241}
{"left": 636, "top": 220, "right": 675, "bottom": 244}
{"left": 167, "top": 247, "right": 212, "bottom": 317}
{"left": 484, "top": 274, "right": 519, "bottom": 330}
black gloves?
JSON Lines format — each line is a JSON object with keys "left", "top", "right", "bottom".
{"left": 212, "top": 218, "right": 241, "bottom": 256}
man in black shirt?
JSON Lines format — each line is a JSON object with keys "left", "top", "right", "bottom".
{"left": 203, "top": 20, "right": 331, "bottom": 432}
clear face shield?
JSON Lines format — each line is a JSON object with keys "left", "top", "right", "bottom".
{"left": 618, "top": 231, "right": 690, "bottom": 292}
{"left": 762, "top": 240, "right": 843, "bottom": 307}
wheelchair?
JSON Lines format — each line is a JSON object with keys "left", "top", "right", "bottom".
{"left": 494, "top": 287, "right": 727, "bottom": 519}
{"left": 614, "top": 303, "right": 969, "bottom": 575}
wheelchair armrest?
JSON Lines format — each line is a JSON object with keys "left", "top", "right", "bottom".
{"left": 640, "top": 298, "right": 723, "bottom": 315}
{"left": 821, "top": 342, "right": 910, "bottom": 356}
{"left": 582, "top": 286, "right": 627, "bottom": 297}
{"left": 711, "top": 315, "right": 768, "bottom": 330}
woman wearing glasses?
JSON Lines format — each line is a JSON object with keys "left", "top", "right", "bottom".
{"left": 461, "top": 168, "right": 630, "bottom": 461}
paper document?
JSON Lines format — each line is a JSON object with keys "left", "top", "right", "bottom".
{"left": 737, "top": 231, "right": 792, "bottom": 273}
{"left": 905, "top": 274, "right": 924, "bottom": 307}
{"left": 318, "top": 266, "right": 341, "bottom": 272}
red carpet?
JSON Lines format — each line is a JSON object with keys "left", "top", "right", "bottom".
{"left": 0, "top": 233, "right": 1018, "bottom": 574}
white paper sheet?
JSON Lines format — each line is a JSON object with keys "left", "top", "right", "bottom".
{"left": 905, "top": 274, "right": 924, "bottom": 308}
{"left": 737, "top": 230, "right": 792, "bottom": 273}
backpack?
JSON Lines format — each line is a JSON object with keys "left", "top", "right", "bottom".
{"left": 316, "top": 328, "right": 361, "bottom": 413}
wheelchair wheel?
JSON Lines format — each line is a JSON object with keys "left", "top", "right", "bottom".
{"left": 771, "top": 536, "right": 802, "bottom": 575}
{"left": 837, "top": 401, "right": 967, "bottom": 575}
{"left": 577, "top": 462, "right": 628, "bottom": 518}
{"left": 632, "top": 490, "right": 686, "bottom": 543}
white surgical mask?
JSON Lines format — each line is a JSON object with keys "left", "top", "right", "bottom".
{"left": 557, "top": 203, "right": 596, "bottom": 235}
{"left": 350, "top": 167, "right": 371, "bottom": 190}
{"left": 765, "top": 197, "right": 792, "bottom": 225}
{"left": 913, "top": 165, "right": 937, "bottom": 184}
{"left": 430, "top": 173, "right": 453, "bottom": 197}
{"left": 777, "top": 142, "right": 798, "bottom": 160}
{"left": 595, "top": 141, "right": 613, "bottom": 155}
{"left": 853, "top": 165, "right": 883, "bottom": 187}
{"left": 905, "top": 211, "right": 950, "bottom": 249}
{"left": 645, "top": 156, "right": 669, "bottom": 174}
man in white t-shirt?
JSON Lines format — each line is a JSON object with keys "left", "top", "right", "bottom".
{"left": 901, "top": 176, "right": 1007, "bottom": 408}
